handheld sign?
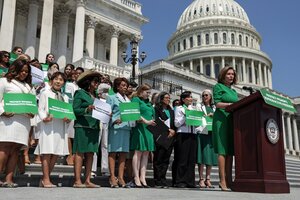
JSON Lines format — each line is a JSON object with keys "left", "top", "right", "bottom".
{"left": 4, "top": 93, "right": 38, "bottom": 114}
{"left": 185, "top": 110, "right": 204, "bottom": 126}
{"left": 119, "top": 102, "right": 141, "bottom": 122}
{"left": 48, "top": 98, "right": 76, "bottom": 120}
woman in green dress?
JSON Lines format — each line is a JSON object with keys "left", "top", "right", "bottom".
{"left": 196, "top": 89, "right": 218, "bottom": 188}
{"left": 130, "top": 84, "right": 156, "bottom": 187}
{"left": 72, "top": 70, "right": 102, "bottom": 188}
{"left": 212, "top": 66, "right": 238, "bottom": 191}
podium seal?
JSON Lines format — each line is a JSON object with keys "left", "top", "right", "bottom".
{"left": 266, "top": 119, "right": 279, "bottom": 144}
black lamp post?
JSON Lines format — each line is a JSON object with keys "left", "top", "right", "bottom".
{"left": 121, "top": 39, "right": 146, "bottom": 84}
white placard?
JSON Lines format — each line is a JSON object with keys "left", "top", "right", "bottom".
{"left": 92, "top": 98, "right": 111, "bottom": 124}
{"left": 31, "top": 65, "right": 45, "bottom": 84}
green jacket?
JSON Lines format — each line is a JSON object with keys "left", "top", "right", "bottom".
{"left": 73, "top": 89, "right": 100, "bottom": 130}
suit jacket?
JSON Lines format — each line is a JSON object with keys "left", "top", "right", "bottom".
{"left": 73, "top": 89, "right": 99, "bottom": 130}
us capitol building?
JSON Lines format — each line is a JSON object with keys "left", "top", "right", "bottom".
{"left": 0, "top": 0, "right": 299, "bottom": 156}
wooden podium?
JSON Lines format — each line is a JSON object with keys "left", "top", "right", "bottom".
{"left": 226, "top": 92, "right": 290, "bottom": 193}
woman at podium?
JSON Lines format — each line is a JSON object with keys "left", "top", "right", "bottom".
{"left": 212, "top": 66, "right": 238, "bottom": 191}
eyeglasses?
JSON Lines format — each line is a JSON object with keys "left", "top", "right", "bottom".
{"left": 202, "top": 94, "right": 209, "bottom": 97}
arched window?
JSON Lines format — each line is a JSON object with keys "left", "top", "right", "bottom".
{"left": 205, "top": 34, "right": 210, "bottom": 45}
{"left": 197, "top": 65, "right": 201, "bottom": 73}
{"left": 205, "top": 64, "right": 211, "bottom": 76}
{"left": 223, "top": 33, "right": 227, "bottom": 44}
{"left": 215, "top": 64, "right": 220, "bottom": 77}
{"left": 194, "top": 10, "right": 197, "bottom": 15}
{"left": 200, "top": 7, "right": 203, "bottom": 14}
{"left": 183, "top": 39, "right": 186, "bottom": 50}
{"left": 177, "top": 42, "right": 180, "bottom": 51}
{"left": 206, "top": 5, "right": 209, "bottom": 12}
{"left": 214, "top": 33, "right": 218, "bottom": 44}
{"left": 190, "top": 37, "right": 193, "bottom": 48}
{"left": 231, "top": 33, "right": 235, "bottom": 45}
{"left": 246, "top": 36, "right": 249, "bottom": 47}
{"left": 173, "top": 45, "right": 176, "bottom": 53}
{"left": 239, "top": 35, "right": 242, "bottom": 46}
{"left": 197, "top": 35, "right": 201, "bottom": 46}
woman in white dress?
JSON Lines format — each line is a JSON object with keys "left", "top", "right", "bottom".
{"left": 0, "top": 59, "right": 35, "bottom": 187}
{"left": 34, "top": 72, "right": 70, "bottom": 187}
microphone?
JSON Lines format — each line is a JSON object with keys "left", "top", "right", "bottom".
{"left": 242, "top": 86, "right": 255, "bottom": 94}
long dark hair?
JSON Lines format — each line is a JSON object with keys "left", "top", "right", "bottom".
{"left": 155, "top": 92, "right": 171, "bottom": 111}
{"left": 5, "top": 59, "right": 32, "bottom": 86}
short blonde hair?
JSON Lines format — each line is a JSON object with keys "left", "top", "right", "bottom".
{"left": 217, "top": 66, "right": 237, "bottom": 85}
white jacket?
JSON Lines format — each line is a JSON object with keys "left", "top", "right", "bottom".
{"left": 174, "top": 105, "right": 196, "bottom": 134}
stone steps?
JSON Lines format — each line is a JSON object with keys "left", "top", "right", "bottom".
{"left": 6, "top": 156, "right": 300, "bottom": 188}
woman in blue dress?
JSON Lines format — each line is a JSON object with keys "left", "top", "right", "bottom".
{"left": 106, "top": 77, "right": 131, "bottom": 188}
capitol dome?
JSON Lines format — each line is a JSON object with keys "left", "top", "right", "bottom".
{"left": 177, "top": 0, "right": 250, "bottom": 29}
{"left": 166, "top": 0, "right": 273, "bottom": 89}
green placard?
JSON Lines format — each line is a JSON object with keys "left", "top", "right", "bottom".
{"left": 48, "top": 98, "right": 76, "bottom": 120}
{"left": 260, "top": 89, "right": 296, "bottom": 113}
{"left": 119, "top": 102, "right": 141, "bottom": 122}
{"left": 185, "top": 110, "right": 204, "bottom": 126}
{"left": 9, "top": 53, "right": 18, "bottom": 64}
{"left": 4, "top": 93, "right": 38, "bottom": 114}
{"left": 204, "top": 116, "right": 213, "bottom": 131}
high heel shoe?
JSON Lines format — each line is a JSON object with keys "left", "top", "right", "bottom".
{"left": 109, "top": 177, "right": 119, "bottom": 188}
{"left": 204, "top": 179, "right": 215, "bottom": 188}
{"left": 218, "top": 183, "right": 231, "bottom": 191}
{"left": 133, "top": 178, "right": 143, "bottom": 188}
{"left": 141, "top": 182, "right": 150, "bottom": 188}
{"left": 118, "top": 178, "right": 126, "bottom": 188}
{"left": 39, "top": 179, "right": 57, "bottom": 188}
{"left": 199, "top": 178, "right": 206, "bottom": 188}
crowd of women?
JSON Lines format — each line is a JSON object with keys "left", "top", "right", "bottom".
{"left": 0, "top": 48, "right": 239, "bottom": 190}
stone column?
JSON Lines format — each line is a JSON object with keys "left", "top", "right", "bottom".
{"left": 268, "top": 68, "right": 273, "bottom": 89}
{"left": 232, "top": 57, "right": 236, "bottom": 70}
{"left": 242, "top": 58, "right": 246, "bottom": 83}
{"left": 221, "top": 56, "right": 225, "bottom": 69}
{"left": 109, "top": 26, "right": 121, "bottom": 66}
{"left": 25, "top": 0, "right": 39, "bottom": 58}
{"left": 96, "top": 33, "right": 106, "bottom": 61}
{"left": 251, "top": 60, "right": 256, "bottom": 84}
{"left": 13, "top": 2, "right": 27, "bottom": 48}
{"left": 286, "top": 114, "right": 294, "bottom": 154}
{"left": 85, "top": 17, "right": 97, "bottom": 58}
{"left": 200, "top": 58, "right": 204, "bottom": 74}
{"left": 189, "top": 60, "right": 193, "bottom": 71}
{"left": 0, "top": 0, "right": 17, "bottom": 51}
{"left": 282, "top": 114, "right": 287, "bottom": 151}
{"left": 292, "top": 116, "right": 300, "bottom": 152}
{"left": 258, "top": 62, "right": 263, "bottom": 86}
{"left": 56, "top": 4, "right": 71, "bottom": 68}
{"left": 0, "top": 0, "right": 3, "bottom": 22}
{"left": 263, "top": 65, "right": 268, "bottom": 87}
{"left": 210, "top": 57, "right": 215, "bottom": 78}
{"left": 38, "top": 0, "right": 54, "bottom": 62}
{"left": 72, "top": 0, "right": 87, "bottom": 62}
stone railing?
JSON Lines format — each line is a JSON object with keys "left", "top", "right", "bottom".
{"left": 73, "top": 57, "right": 131, "bottom": 79}
{"left": 110, "top": 0, "right": 142, "bottom": 14}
